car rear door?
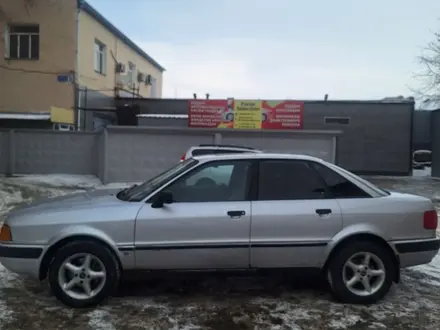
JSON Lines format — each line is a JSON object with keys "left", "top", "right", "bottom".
{"left": 250, "top": 159, "right": 343, "bottom": 268}
{"left": 134, "top": 159, "right": 253, "bottom": 270}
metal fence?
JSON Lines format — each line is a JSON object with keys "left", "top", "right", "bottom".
{"left": 135, "top": 100, "right": 414, "bottom": 176}
{"left": 431, "top": 110, "right": 440, "bottom": 177}
{"left": 0, "top": 127, "right": 340, "bottom": 183}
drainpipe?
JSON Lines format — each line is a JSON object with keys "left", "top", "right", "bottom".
{"left": 75, "top": 5, "right": 81, "bottom": 131}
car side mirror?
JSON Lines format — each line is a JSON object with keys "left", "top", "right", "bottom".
{"left": 151, "top": 191, "right": 174, "bottom": 208}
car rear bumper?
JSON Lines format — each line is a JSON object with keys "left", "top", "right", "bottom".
{"left": 0, "top": 244, "right": 44, "bottom": 278}
{"left": 391, "top": 238, "right": 440, "bottom": 268}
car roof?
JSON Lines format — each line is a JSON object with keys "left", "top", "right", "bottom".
{"left": 192, "top": 152, "right": 325, "bottom": 162}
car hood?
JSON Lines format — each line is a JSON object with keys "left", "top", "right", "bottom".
{"left": 8, "top": 188, "right": 123, "bottom": 216}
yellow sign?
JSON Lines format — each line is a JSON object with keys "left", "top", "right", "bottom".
{"left": 50, "top": 106, "right": 74, "bottom": 124}
{"left": 233, "top": 100, "right": 262, "bottom": 129}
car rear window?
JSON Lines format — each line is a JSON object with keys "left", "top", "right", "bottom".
{"left": 192, "top": 149, "right": 215, "bottom": 156}
{"left": 192, "top": 149, "right": 251, "bottom": 156}
{"left": 213, "top": 149, "right": 249, "bottom": 154}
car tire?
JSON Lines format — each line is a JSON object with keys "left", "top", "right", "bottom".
{"left": 327, "top": 240, "right": 396, "bottom": 304}
{"left": 48, "top": 240, "right": 121, "bottom": 308}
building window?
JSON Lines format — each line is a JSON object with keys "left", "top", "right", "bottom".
{"left": 324, "top": 117, "right": 350, "bottom": 125}
{"left": 94, "top": 40, "right": 107, "bottom": 75}
{"left": 127, "top": 61, "right": 136, "bottom": 85}
{"left": 6, "top": 24, "right": 40, "bottom": 60}
{"left": 150, "top": 76, "right": 157, "bottom": 97}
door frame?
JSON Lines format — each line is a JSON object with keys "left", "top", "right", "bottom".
{"left": 133, "top": 158, "right": 258, "bottom": 270}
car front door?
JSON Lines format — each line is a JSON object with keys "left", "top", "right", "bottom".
{"left": 250, "top": 159, "right": 343, "bottom": 269}
{"left": 134, "top": 159, "right": 253, "bottom": 270}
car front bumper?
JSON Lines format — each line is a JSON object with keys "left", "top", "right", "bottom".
{"left": 0, "top": 244, "right": 44, "bottom": 278}
{"left": 391, "top": 237, "right": 440, "bottom": 268}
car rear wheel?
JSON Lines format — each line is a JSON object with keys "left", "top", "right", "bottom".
{"left": 48, "top": 240, "right": 120, "bottom": 308}
{"left": 327, "top": 241, "right": 395, "bottom": 304}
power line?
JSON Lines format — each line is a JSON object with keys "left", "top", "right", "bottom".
{"left": 0, "top": 64, "right": 69, "bottom": 75}
{"left": 0, "top": 65, "right": 142, "bottom": 97}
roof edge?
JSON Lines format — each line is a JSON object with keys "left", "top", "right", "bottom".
{"left": 77, "top": 0, "right": 165, "bottom": 72}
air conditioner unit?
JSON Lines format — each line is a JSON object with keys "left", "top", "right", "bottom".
{"left": 137, "top": 72, "right": 145, "bottom": 82}
{"left": 145, "top": 74, "right": 152, "bottom": 85}
{"left": 115, "top": 62, "right": 126, "bottom": 73}
{"left": 54, "top": 123, "right": 74, "bottom": 131}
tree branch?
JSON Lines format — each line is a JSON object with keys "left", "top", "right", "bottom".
{"left": 413, "top": 30, "right": 440, "bottom": 107}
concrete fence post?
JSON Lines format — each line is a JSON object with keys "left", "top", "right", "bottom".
{"left": 101, "top": 128, "right": 109, "bottom": 184}
{"left": 6, "top": 130, "right": 15, "bottom": 177}
{"left": 214, "top": 133, "right": 222, "bottom": 145}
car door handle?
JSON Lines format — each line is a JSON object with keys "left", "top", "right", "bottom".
{"left": 227, "top": 210, "right": 245, "bottom": 218}
{"left": 316, "top": 209, "right": 332, "bottom": 216}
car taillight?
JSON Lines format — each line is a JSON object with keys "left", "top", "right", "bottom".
{"left": 423, "top": 210, "right": 438, "bottom": 229}
{"left": 180, "top": 153, "right": 186, "bottom": 161}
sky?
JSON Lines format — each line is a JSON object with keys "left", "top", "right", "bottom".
{"left": 87, "top": 0, "right": 440, "bottom": 103}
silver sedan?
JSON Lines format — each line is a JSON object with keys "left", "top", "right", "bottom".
{"left": 0, "top": 153, "right": 439, "bottom": 308}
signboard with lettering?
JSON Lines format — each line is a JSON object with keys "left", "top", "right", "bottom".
{"left": 188, "top": 99, "right": 304, "bottom": 129}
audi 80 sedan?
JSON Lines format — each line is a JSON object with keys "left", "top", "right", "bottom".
{"left": 0, "top": 153, "right": 439, "bottom": 308}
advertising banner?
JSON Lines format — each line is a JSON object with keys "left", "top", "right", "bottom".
{"left": 188, "top": 99, "right": 304, "bottom": 129}
{"left": 188, "top": 99, "right": 233, "bottom": 128}
{"left": 261, "top": 100, "right": 304, "bottom": 129}
{"left": 233, "top": 100, "right": 262, "bottom": 129}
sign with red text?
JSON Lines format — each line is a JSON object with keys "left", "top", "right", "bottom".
{"left": 188, "top": 99, "right": 304, "bottom": 129}
{"left": 188, "top": 99, "right": 234, "bottom": 128}
{"left": 261, "top": 100, "right": 304, "bottom": 129}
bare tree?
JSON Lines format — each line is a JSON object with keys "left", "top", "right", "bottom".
{"left": 414, "top": 31, "right": 440, "bottom": 107}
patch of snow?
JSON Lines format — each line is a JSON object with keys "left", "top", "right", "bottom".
{"left": 413, "top": 167, "right": 432, "bottom": 177}
{"left": 0, "top": 264, "right": 19, "bottom": 327}
{"left": 0, "top": 299, "right": 14, "bottom": 327}
{"left": 168, "top": 325, "right": 201, "bottom": 330}
{"left": 0, "top": 264, "right": 19, "bottom": 289}
{"left": 328, "top": 314, "right": 363, "bottom": 329}
{"left": 97, "top": 182, "right": 139, "bottom": 190}
{"left": 365, "top": 167, "right": 434, "bottom": 181}
{"left": 10, "top": 174, "right": 103, "bottom": 189}
{"left": 253, "top": 298, "right": 322, "bottom": 328}
{"left": 6, "top": 174, "right": 140, "bottom": 191}
{"left": 0, "top": 188, "right": 26, "bottom": 218}
{"left": 368, "top": 322, "right": 387, "bottom": 329}
{"left": 412, "top": 252, "right": 440, "bottom": 284}
{"left": 87, "top": 309, "right": 116, "bottom": 330}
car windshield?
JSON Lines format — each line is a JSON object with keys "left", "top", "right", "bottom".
{"left": 117, "top": 158, "right": 199, "bottom": 201}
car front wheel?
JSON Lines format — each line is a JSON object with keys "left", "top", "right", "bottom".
{"left": 327, "top": 241, "right": 395, "bottom": 304}
{"left": 48, "top": 240, "right": 120, "bottom": 308}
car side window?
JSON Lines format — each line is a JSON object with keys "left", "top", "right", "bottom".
{"left": 191, "top": 149, "right": 215, "bottom": 156}
{"left": 186, "top": 165, "right": 233, "bottom": 186}
{"left": 164, "top": 160, "right": 252, "bottom": 203}
{"left": 258, "top": 160, "right": 327, "bottom": 200}
{"left": 213, "top": 149, "right": 247, "bottom": 155}
{"left": 311, "top": 162, "right": 371, "bottom": 198}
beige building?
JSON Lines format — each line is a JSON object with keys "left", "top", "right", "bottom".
{"left": 0, "top": 0, "right": 164, "bottom": 129}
